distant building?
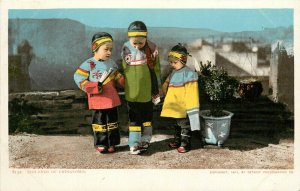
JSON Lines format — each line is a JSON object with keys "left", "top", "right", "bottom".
{"left": 9, "top": 40, "right": 33, "bottom": 92}
{"left": 187, "top": 38, "right": 271, "bottom": 77}
{"left": 186, "top": 38, "right": 272, "bottom": 96}
{"left": 187, "top": 39, "right": 216, "bottom": 69}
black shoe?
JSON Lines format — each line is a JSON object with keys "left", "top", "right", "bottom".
{"left": 168, "top": 141, "right": 180, "bottom": 149}
{"left": 141, "top": 142, "right": 150, "bottom": 150}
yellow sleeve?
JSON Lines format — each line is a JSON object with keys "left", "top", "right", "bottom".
{"left": 185, "top": 81, "right": 200, "bottom": 110}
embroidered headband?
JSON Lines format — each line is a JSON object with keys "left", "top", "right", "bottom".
{"left": 168, "top": 51, "right": 187, "bottom": 63}
{"left": 92, "top": 37, "right": 113, "bottom": 53}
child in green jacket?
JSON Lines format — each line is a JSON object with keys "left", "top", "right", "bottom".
{"left": 121, "top": 21, "right": 161, "bottom": 155}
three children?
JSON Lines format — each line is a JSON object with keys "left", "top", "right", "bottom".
{"left": 74, "top": 22, "right": 200, "bottom": 155}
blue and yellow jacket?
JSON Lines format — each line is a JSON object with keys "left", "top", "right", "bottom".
{"left": 161, "top": 66, "right": 200, "bottom": 119}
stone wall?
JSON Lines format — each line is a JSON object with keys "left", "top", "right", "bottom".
{"left": 9, "top": 89, "right": 292, "bottom": 135}
{"left": 9, "top": 90, "right": 130, "bottom": 134}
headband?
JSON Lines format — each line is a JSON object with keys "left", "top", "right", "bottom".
{"left": 92, "top": 37, "right": 113, "bottom": 52}
{"left": 168, "top": 51, "right": 187, "bottom": 63}
{"left": 127, "top": 31, "right": 147, "bottom": 37}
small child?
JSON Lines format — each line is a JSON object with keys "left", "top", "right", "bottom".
{"left": 160, "top": 44, "right": 200, "bottom": 153}
{"left": 74, "top": 32, "right": 124, "bottom": 154}
{"left": 121, "top": 21, "right": 161, "bottom": 155}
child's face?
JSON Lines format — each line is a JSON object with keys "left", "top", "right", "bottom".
{"left": 94, "top": 42, "right": 113, "bottom": 61}
{"left": 129, "top": 37, "right": 146, "bottom": 49}
{"left": 169, "top": 58, "right": 184, "bottom": 70}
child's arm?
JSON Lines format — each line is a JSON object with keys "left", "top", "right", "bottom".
{"left": 114, "top": 71, "right": 125, "bottom": 88}
{"left": 153, "top": 49, "right": 162, "bottom": 87}
{"left": 121, "top": 45, "right": 130, "bottom": 71}
{"left": 73, "top": 61, "right": 99, "bottom": 94}
{"left": 162, "top": 76, "right": 170, "bottom": 95}
{"left": 149, "top": 43, "right": 162, "bottom": 94}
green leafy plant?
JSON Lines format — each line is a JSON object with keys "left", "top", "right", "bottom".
{"left": 199, "top": 61, "right": 238, "bottom": 117}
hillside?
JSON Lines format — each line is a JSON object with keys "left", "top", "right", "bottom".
{"left": 8, "top": 18, "right": 293, "bottom": 90}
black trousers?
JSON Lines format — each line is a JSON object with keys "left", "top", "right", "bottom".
{"left": 174, "top": 118, "right": 191, "bottom": 148}
{"left": 127, "top": 101, "right": 154, "bottom": 147}
{"left": 92, "top": 107, "right": 120, "bottom": 147}
{"left": 127, "top": 101, "right": 153, "bottom": 127}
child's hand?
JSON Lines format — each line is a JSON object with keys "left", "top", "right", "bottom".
{"left": 152, "top": 94, "right": 161, "bottom": 105}
{"left": 98, "top": 82, "right": 103, "bottom": 94}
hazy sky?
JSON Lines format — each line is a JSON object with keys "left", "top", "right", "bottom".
{"left": 9, "top": 9, "right": 293, "bottom": 32}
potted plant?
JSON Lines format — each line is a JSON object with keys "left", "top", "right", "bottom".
{"left": 198, "top": 61, "right": 238, "bottom": 147}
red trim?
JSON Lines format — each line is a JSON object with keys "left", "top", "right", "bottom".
{"left": 77, "top": 67, "right": 89, "bottom": 73}
{"left": 127, "top": 63, "right": 146, "bottom": 66}
{"left": 131, "top": 58, "right": 147, "bottom": 62}
{"left": 80, "top": 79, "right": 88, "bottom": 86}
{"left": 126, "top": 59, "right": 147, "bottom": 66}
